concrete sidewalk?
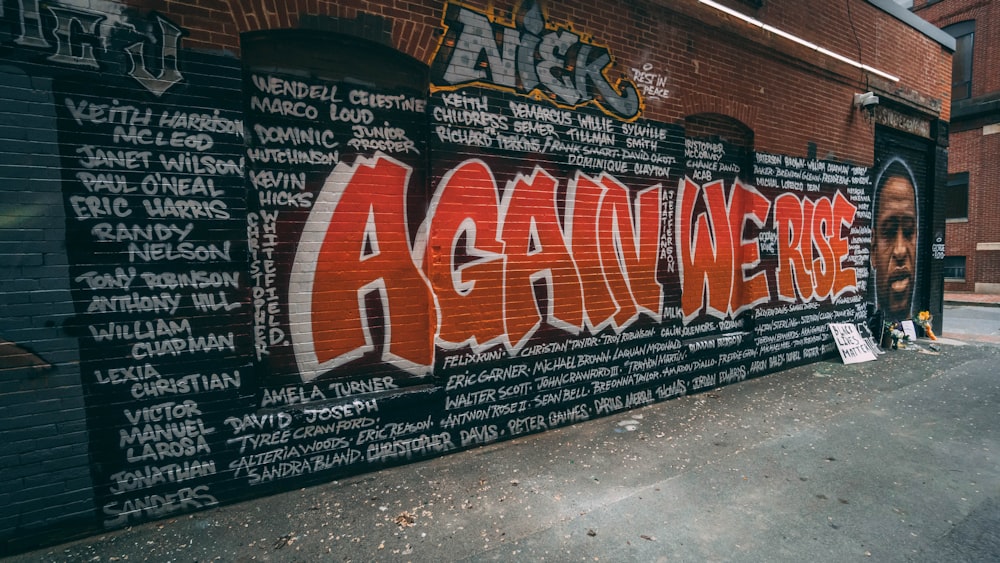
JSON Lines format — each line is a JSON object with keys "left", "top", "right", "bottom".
{"left": 944, "top": 292, "right": 1000, "bottom": 307}
{"left": 6, "top": 337, "right": 1000, "bottom": 562}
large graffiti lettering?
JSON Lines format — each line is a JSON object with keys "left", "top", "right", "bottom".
{"left": 774, "top": 191, "right": 858, "bottom": 303}
{"left": 7, "top": 0, "right": 185, "bottom": 96}
{"left": 423, "top": 160, "right": 507, "bottom": 350}
{"left": 565, "top": 173, "right": 662, "bottom": 330}
{"left": 290, "top": 155, "right": 437, "bottom": 381}
{"left": 677, "top": 178, "right": 859, "bottom": 322}
{"left": 677, "top": 178, "right": 771, "bottom": 322}
{"left": 290, "top": 154, "right": 663, "bottom": 377}
{"left": 431, "top": 0, "right": 641, "bottom": 120}
{"left": 124, "top": 14, "right": 186, "bottom": 96}
{"left": 291, "top": 154, "right": 868, "bottom": 379}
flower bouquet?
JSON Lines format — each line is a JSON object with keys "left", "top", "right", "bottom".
{"left": 915, "top": 310, "right": 937, "bottom": 340}
{"left": 882, "top": 320, "right": 909, "bottom": 349}
{"left": 893, "top": 321, "right": 908, "bottom": 348}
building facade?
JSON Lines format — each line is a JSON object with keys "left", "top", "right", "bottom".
{"left": 0, "top": 0, "right": 952, "bottom": 553}
{"left": 913, "top": 0, "right": 1000, "bottom": 293}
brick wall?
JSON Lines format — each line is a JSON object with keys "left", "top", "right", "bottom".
{"left": 944, "top": 127, "right": 975, "bottom": 290}
{"left": 916, "top": 0, "right": 1000, "bottom": 291}
{"left": 916, "top": 0, "right": 999, "bottom": 97}
{"left": 0, "top": 0, "right": 951, "bottom": 553}
{"left": 0, "top": 69, "right": 95, "bottom": 547}
{"left": 962, "top": 129, "right": 1000, "bottom": 287}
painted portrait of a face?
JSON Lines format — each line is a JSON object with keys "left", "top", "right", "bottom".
{"left": 873, "top": 160, "right": 918, "bottom": 321}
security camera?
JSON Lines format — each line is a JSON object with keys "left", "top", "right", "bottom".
{"left": 853, "top": 92, "right": 879, "bottom": 107}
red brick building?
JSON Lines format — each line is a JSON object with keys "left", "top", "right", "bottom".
{"left": 913, "top": 0, "right": 1000, "bottom": 293}
{"left": 0, "top": 0, "right": 952, "bottom": 553}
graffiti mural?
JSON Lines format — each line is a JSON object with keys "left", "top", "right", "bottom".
{"left": 431, "top": 0, "right": 641, "bottom": 120}
{"left": 0, "top": 0, "right": 947, "bottom": 546}
{"left": 243, "top": 32, "right": 430, "bottom": 389}
{"left": 57, "top": 58, "right": 251, "bottom": 525}
{"left": 11, "top": 2, "right": 256, "bottom": 527}
{"left": 870, "top": 125, "right": 936, "bottom": 327}
{"left": 872, "top": 159, "right": 918, "bottom": 321}
{"left": 7, "top": 1, "right": 186, "bottom": 96}
{"left": 234, "top": 30, "right": 440, "bottom": 487}
{"left": 39, "top": 0, "right": 867, "bottom": 505}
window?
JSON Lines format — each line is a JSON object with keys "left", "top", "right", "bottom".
{"left": 943, "top": 256, "right": 966, "bottom": 281}
{"left": 946, "top": 172, "right": 969, "bottom": 221}
{"left": 943, "top": 21, "right": 975, "bottom": 101}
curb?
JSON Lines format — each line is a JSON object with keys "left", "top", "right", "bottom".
{"left": 944, "top": 299, "right": 1000, "bottom": 308}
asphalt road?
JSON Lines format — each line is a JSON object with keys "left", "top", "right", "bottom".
{"left": 6, "top": 330, "right": 1000, "bottom": 562}
{"left": 943, "top": 304, "right": 1000, "bottom": 342}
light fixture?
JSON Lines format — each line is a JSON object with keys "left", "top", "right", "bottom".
{"left": 854, "top": 91, "right": 880, "bottom": 108}
{"left": 698, "top": 0, "right": 901, "bottom": 83}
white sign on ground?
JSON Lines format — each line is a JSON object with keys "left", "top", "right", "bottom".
{"left": 829, "top": 323, "right": 879, "bottom": 364}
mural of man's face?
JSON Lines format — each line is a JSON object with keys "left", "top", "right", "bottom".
{"left": 874, "top": 175, "right": 917, "bottom": 320}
